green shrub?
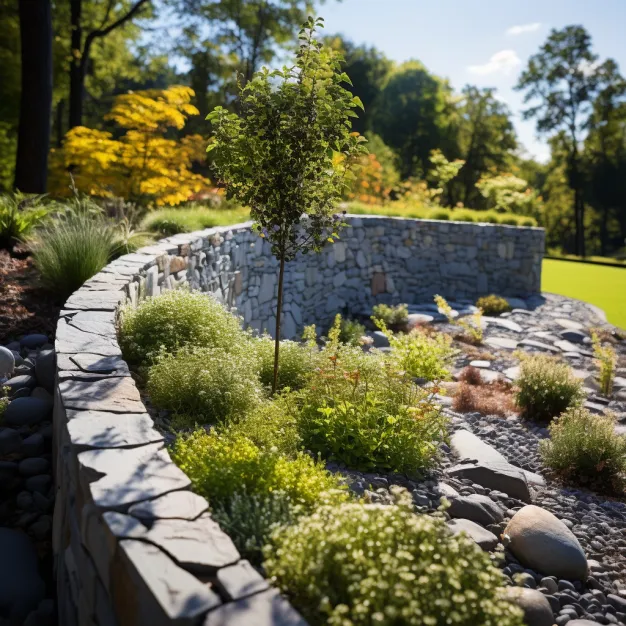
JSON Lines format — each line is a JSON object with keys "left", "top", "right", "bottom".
{"left": 119, "top": 289, "right": 247, "bottom": 364}
{"left": 0, "top": 193, "right": 49, "bottom": 250}
{"left": 376, "top": 320, "right": 455, "bottom": 381}
{"left": 540, "top": 407, "right": 626, "bottom": 491}
{"left": 170, "top": 429, "right": 348, "bottom": 510}
{"left": 426, "top": 208, "right": 451, "bottom": 220}
{"left": 515, "top": 354, "right": 584, "bottom": 421}
{"left": 476, "top": 294, "right": 511, "bottom": 316}
{"left": 253, "top": 336, "right": 314, "bottom": 391}
{"left": 481, "top": 211, "right": 500, "bottom": 224}
{"left": 592, "top": 331, "right": 617, "bottom": 396}
{"left": 295, "top": 321, "right": 448, "bottom": 475}
{"left": 371, "top": 302, "right": 408, "bottom": 328}
{"left": 497, "top": 215, "right": 519, "bottom": 226}
{"left": 520, "top": 217, "right": 537, "bottom": 227}
{"left": 224, "top": 396, "right": 302, "bottom": 456}
{"left": 212, "top": 490, "right": 296, "bottom": 566}
{"left": 451, "top": 209, "right": 477, "bottom": 222}
{"left": 147, "top": 345, "right": 261, "bottom": 425}
{"left": 264, "top": 488, "right": 525, "bottom": 626}
{"left": 338, "top": 317, "right": 366, "bottom": 346}
{"left": 31, "top": 213, "right": 115, "bottom": 297}
{"left": 142, "top": 205, "right": 250, "bottom": 235}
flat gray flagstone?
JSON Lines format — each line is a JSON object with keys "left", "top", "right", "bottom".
{"left": 70, "top": 354, "right": 130, "bottom": 374}
{"left": 469, "top": 360, "right": 491, "bottom": 368}
{"left": 504, "top": 365, "right": 520, "bottom": 380}
{"left": 484, "top": 336, "right": 518, "bottom": 350}
{"left": 517, "top": 339, "right": 559, "bottom": 353}
{"left": 447, "top": 462, "right": 531, "bottom": 502}
{"left": 532, "top": 331, "right": 560, "bottom": 342}
{"left": 68, "top": 319, "right": 117, "bottom": 337}
{"left": 66, "top": 411, "right": 163, "bottom": 449}
{"left": 59, "top": 377, "right": 144, "bottom": 412}
{"left": 55, "top": 320, "right": 121, "bottom": 356}
{"left": 555, "top": 318, "right": 584, "bottom": 331}
{"left": 483, "top": 317, "right": 523, "bottom": 333}
{"left": 64, "top": 290, "right": 125, "bottom": 311}
{"left": 128, "top": 491, "right": 209, "bottom": 521}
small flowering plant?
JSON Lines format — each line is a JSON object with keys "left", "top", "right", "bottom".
{"left": 207, "top": 16, "right": 367, "bottom": 392}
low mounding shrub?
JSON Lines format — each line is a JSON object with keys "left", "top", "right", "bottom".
{"left": 212, "top": 490, "right": 296, "bottom": 566}
{"left": 224, "top": 396, "right": 302, "bottom": 456}
{"left": 295, "top": 320, "right": 448, "bottom": 475}
{"left": 426, "top": 208, "right": 450, "bottom": 220}
{"left": 170, "top": 429, "right": 347, "bottom": 510}
{"left": 338, "top": 317, "right": 366, "bottom": 346}
{"left": 376, "top": 320, "right": 455, "bottom": 381}
{"left": 264, "top": 488, "right": 525, "bottom": 626}
{"left": 31, "top": 213, "right": 115, "bottom": 297}
{"left": 142, "top": 204, "right": 249, "bottom": 235}
{"left": 147, "top": 345, "right": 261, "bottom": 425}
{"left": 371, "top": 302, "right": 408, "bottom": 328}
{"left": 476, "top": 294, "right": 511, "bottom": 316}
{"left": 119, "top": 289, "right": 247, "bottom": 364}
{"left": 515, "top": 354, "right": 584, "bottom": 421}
{"left": 540, "top": 407, "right": 626, "bottom": 491}
{"left": 253, "top": 336, "right": 314, "bottom": 391}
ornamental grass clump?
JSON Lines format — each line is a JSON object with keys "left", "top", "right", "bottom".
{"left": 118, "top": 289, "right": 247, "bottom": 365}
{"left": 264, "top": 487, "right": 525, "bottom": 626}
{"left": 295, "top": 317, "right": 448, "bottom": 475}
{"left": 147, "top": 345, "right": 261, "bottom": 426}
{"left": 540, "top": 407, "right": 626, "bottom": 492}
{"left": 592, "top": 331, "right": 618, "bottom": 396}
{"left": 476, "top": 294, "right": 511, "bottom": 316}
{"left": 515, "top": 353, "right": 584, "bottom": 422}
{"left": 375, "top": 319, "right": 456, "bottom": 381}
{"left": 170, "top": 429, "right": 347, "bottom": 511}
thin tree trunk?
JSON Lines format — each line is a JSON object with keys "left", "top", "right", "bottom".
{"left": 272, "top": 255, "right": 286, "bottom": 395}
{"left": 600, "top": 205, "right": 609, "bottom": 257}
{"left": 56, "top": 100, "right": 65, "bottom": 147}
{"left": 69, "top": 0, "right": 83, "bottom": 129}
{"left": 14, "top": 0, "right": 53, "bottom": 193}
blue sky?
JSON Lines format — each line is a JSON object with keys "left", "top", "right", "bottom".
{"left": 317, "top": 0, "right": 626, "bottom": 162}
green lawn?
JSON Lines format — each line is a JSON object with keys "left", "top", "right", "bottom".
{"left": 542, "top": 258, "right": 626, "bottom": 330}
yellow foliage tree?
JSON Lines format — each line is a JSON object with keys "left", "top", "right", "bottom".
{"left": 50, "top": 86, "right": 209, "bottom": 206}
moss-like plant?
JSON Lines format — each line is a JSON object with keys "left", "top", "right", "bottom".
{"left": 147, "top": 345, "right": 261, "bottom": 426}
{"left": 170, "top": 429, "right": 348, "bottom": 511}
{"left": 592, "top": 331, "right": 617, "bottom": 396}
{"left": 476, "top": 294, "right": 511, "bottom": 316}
{"left": 118, "top": 289, "right": 247, "bottom": 365}
{"left": 264, "top": 487, "right": 525, "bottom": 626}
{"left": 515, "top": 353, "right": 584, "bottom": 421}
{"left": 540, "top": 407, "right": 626, "bottom": 491}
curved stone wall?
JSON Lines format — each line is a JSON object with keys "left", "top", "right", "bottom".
{"left": 52, "top": 216, "right": 544, "bottom": 625}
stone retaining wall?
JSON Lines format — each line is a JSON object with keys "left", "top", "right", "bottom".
{"left": 52, "top": 216, "right": 544, "bottom": 625}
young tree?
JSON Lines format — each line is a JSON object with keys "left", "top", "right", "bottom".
{"left": 14, "top": 0, "right": 53, "bottom": 193}
{"left": 208, "top": 16, "right": 367, "bottom": 393}
{"left": 516, "top": 25, "right": 602, "bottom": 256}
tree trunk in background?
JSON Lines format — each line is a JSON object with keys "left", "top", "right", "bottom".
{"left": 68, "top": 0, "right": 83, "bottom": 129}
{"left": 14, "top": 0, "right": 53, "bottom": 193}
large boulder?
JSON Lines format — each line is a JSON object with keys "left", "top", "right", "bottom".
{"left": 504, "top": 505, "right": 588, "bottom": 581}
{"left": 502, "top": 587, "right": 554, "bottom": 626}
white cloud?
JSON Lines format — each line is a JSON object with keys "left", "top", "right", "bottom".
{"left": 468, "top": 50, "right": 522, "bottom": 76}
{"left": 506, "top": 22, "right": 542, "bottom": 36}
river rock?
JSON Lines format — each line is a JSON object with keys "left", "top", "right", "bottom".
{"left": 447, "top": 493, "right": 504, "bottom": 526}
{"left": 502, "top": 587, "right": 555, "bottom": 626}
{"left": 19, "top": 334, "right": 48, "bottom": 349}
{"left": 4, "top": 397, "right": 52, "bottom": 426}
{"left": 504, "top": 505, "right": 588, "bottom": 581}
{"left": 447, "top": 518, "right": 498, "bottom": 551}
{"left": 0, "top": 528, "right": 45, "bottom": 621}
{"left": 0, "top": 346, "right": 15, "bottom": 376}
{"left": 35, "top": 350, "right": 56, "bottom": 393}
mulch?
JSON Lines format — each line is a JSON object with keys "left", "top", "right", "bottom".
{"left": 0, "top": 247, "right": 63, "bottom": 345}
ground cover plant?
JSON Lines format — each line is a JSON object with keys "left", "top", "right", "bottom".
{"left": 264, "top": 487, "right": 525, "bottom": 626}
{"left": 515, "top": 353, "right": 585, "bottom": 422}
{"left": 119, "top": 289, "right": 247, "bottom": 365}
{"left": 453, "top": 380, "right": 518, "bottom": 418}
{"left": 0, "top": 193, "right": 49, "bottom": 250}
{"left": 540, "top": 407, "right": 626, "bottom": 493}
{"left": 338, "top": 317, "right": 366, "bottom": 346}
{"left": 142, "top": 204, "right": 250, "bottom": 236}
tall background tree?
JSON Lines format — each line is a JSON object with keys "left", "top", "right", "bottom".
{"left": 516, "top": 25, "right": 604, "bottom": 257}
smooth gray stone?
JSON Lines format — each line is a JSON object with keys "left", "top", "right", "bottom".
{"left": 518, "top": 339, "right": 559, "bottom": 353}
{"left": 447, "top": 462, "right": 531, "bottom": 502}
{"left": 59, "top": 377, "right": 144, "bottom": 413}
{"left": 483, "top": 317, "right": 523, "bottom": 333}
{"left": 447, "top": 493, "right": 504, "bottom": 526}
{"left": 4, "top": 397, "right": 52, "bottom": 426}
{"left": 369, "top": 331, "right": 390, "bottom": 348}
{"left": 447, "top": 518, "right": 498, "bottom": 551}
{"left": 34, "top": 350, "right": 56, "bottom": 393}
{"left": 25, "top": 474, "right": 51, "bottom": 494}
{"left": 18, "top": 458, "right": 49, "bottom": 477}
{"left": 503, "top": 587, "right": 555, "bottom": 626}
{"left": 215, "top": 560, "right": 270, "bottom": 601}
{"left": 5, "top": 374, "right": 36, "bottom": 394}
{"left": 559, "top": 329, "right": 588, "bottom": 344}
{"left": 0, "top": 346, "right": 15, "bottom": 376}
{"left": 485, "top": 336, "right": 518, "bottom": 350}
{"left": 21, "top": 433, "right": 44, "bottom": 457}
{"left": 0, "top": 428, "right": 22, "bottom": 455}
{"left": 0, "top": 528, "right": 45, "bottom": 621}
{"left": 19, "top": 334, "right": 48, "bottom": 349}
